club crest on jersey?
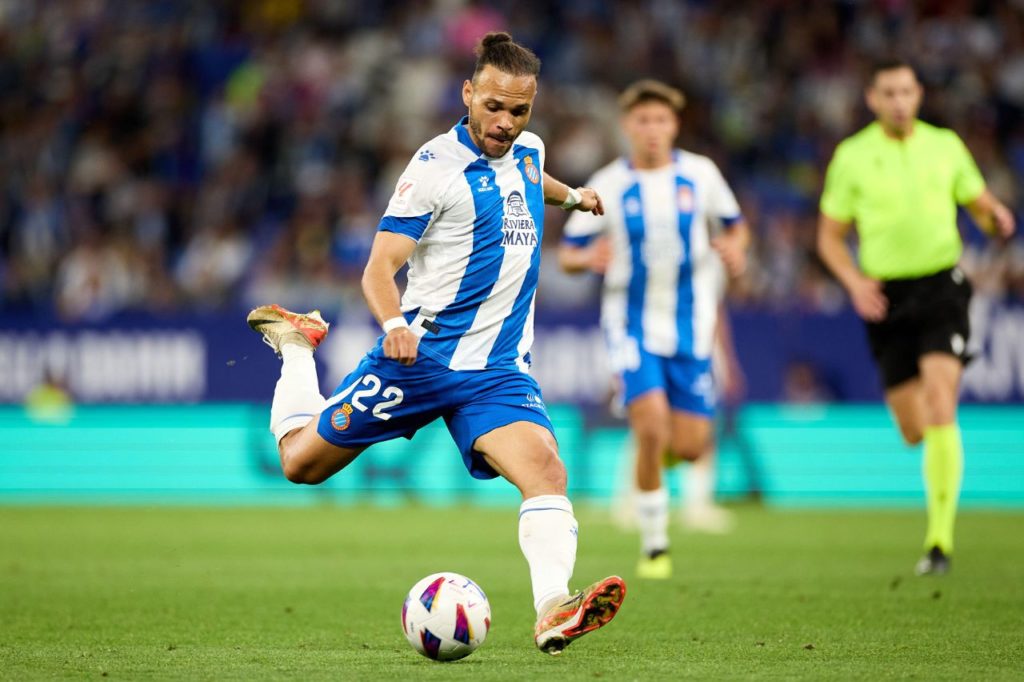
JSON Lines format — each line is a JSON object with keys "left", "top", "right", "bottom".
{"left": 331, "top": 403, "right": 354, "bottom": 431}
{"left": 523, "top": 155, "right": 540, "bottom": 184}
{"left": 677, "top": 185, "right": 695, "bottom": 213}
{"left": 502, "top": 191, "right": 537, "bottom": 247}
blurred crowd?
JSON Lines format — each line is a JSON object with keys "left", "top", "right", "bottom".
{"left": 1, "top": 0, "right": 1022, "bottom": 323}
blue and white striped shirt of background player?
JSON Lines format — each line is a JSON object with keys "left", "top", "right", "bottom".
{"left": 377, "top": 116, "right": 546, "bottom": 372}
{"left": 563, "top": 149, "right": 743, "bottom": 370}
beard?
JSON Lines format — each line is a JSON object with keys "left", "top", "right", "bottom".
{"left": 468, "top": 115, "right": 485, "bottom": 143}
{"left": 468, "top": 114, "right": 513, "bottom": 155}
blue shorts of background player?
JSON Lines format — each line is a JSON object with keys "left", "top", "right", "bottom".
{"left": 618, "top": 345, "right": 716, "bottom": 417}
{"left": 317, "top": 341, "right": 555, "bottom": 479}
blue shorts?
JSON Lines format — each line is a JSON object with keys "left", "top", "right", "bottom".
{"left": 618, "top": 344, "right": 715, "bottom": 417}
{"left": 316, "top": 344, "right": 553, "bottom": 479}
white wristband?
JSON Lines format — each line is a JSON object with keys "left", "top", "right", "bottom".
{"left": 560, "top": 186, "right": 582, "bottom": 210}
{"left": 382, "top": 316, "right": 409, "bottom": 334}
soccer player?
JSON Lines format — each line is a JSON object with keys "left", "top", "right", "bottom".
{"left": 247, "top": 33, "right": 625, "bottom": 655}
{"left": 558, "top": 80, "right": 750, "bottom": 579}
{"left": 817, "top": 59, "right": 1016, "bottom": 575}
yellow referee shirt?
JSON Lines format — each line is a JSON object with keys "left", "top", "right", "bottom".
{"left": 820, "top": 120, "right": 986, "bottom": 280}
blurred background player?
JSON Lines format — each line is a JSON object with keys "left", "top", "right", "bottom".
{"left": 559, "top": 80, "right": 750, "bottom": 579}
{"left": 817, "top": 59, "right": 1016, "bottom": 576}
{"left": 248, "top": 32, "right": 625, "bottom": 654}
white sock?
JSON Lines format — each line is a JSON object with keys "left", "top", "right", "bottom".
{"left": 518, "top": 495, "right": 578, "bottom": 617}
{"left": 635, "top": 487, "right": 669, "bottom": 555}
{"left": 684, "top": 451, "right": 715, "bottom": 511}
{"left": 270, "top": 344, "right": 326, "bottom": 443}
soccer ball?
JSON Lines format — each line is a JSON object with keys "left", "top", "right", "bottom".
{"left": 401, "top": 572, "right": 491, "bottom": 661}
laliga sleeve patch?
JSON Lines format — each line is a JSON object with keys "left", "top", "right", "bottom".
{"left": 391, "top": 176, "right": 417, "bottom": 209}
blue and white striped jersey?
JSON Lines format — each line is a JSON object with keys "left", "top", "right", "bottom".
{"left": 563, "top": 150, "right": 742, "bottom": 361}
{"left": 378, "top": 117, "right": 546, "bottom": 372}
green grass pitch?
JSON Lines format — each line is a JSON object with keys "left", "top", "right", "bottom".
{"left": 1, "top": 505, "right": 1022, "bottom": 680}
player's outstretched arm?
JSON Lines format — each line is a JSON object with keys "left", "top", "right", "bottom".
{"left": 817, "top": 212, "right": 888, "bottom": 322}
{"left": 965, "top": 189, "right": 1016, "bottom": 239}
{"left": 542, "top": 172, "right": 604, "bottom": 215}
{"left": 362, "top": 231, "right": 420, "bottom": 366}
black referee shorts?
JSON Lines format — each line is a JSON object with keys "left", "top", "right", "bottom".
{"left": 865, "top": 266, "right": 972, "bottom": 389}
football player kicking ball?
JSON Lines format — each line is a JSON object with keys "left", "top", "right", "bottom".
{"left": 247, "top": 32, "right": 624, "bottom": 654}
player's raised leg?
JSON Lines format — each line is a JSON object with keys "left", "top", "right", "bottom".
{"left": 474, "top": 421, "right": 626, "bottom": 655}
{"left": 247, "top": 304, "right": 364, "bottom": 483}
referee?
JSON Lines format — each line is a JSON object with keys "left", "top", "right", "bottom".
{"left": 817, "top": 59, "right": 1016, "bottom": 575}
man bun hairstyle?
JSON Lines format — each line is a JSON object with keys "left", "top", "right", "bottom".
{"left": 618, "top": 79, "right": 686, "bottom": 114}
{"left": 473, "top": 32, "right": 541, "bottom": 79}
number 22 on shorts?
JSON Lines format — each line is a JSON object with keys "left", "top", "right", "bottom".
{"left": 330, "top": 373, "right": 405, "bottom": 421}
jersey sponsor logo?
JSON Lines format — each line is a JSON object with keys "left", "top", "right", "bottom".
{"left": 642, "top": 238, "right": 683, "bottom": 267}
{"left": 624, "top": 196, "right": 642, "bottom": 217}
{"left": 502, "top": 191, "right": 537, "bottom": 247}
{"left": 418, "top": 149, "right": 436, "bottom": 162}
{"left": 477, "top": 176, "right": 494, "bottom": 192}
{"left": 331, "top": 403, "right": 354, "bottom": 431}
{"left": 507, "top": 190, "right": 529, "bottom": 217}
{"left": 523, "top": 155, "right": 540, "bottom": 184}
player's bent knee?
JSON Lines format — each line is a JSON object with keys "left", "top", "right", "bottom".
{"left": 633, "top": 422, "right": 670, "bottom": 455}
{"left": 543, "top": 462, "right": 568, "bottom": 495}
{"left": 668, "top": 428, "right": 712, "bottom": 462}
{"left": 278, "top": 437, "right": 329, "bottom": 485}
{"left": 669, "top": 442, "right": 704, "bottom": 462}
{"left": 534, "top": 439, "right": 567, "bottom": 491}
{"left": 898, "top": 425, "right": 923, "bottom": 446}
{"left": 280, "top": 456, "right": 326, "bottom": 485}
{"left": 922, "top": 388, "right": 957, "bottom": 426}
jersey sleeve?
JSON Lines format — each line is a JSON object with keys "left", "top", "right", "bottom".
{"left": 377, "top": 150, "right": 447, "bottom": 242}
{"left": 820, "top": 143, "right": 855, "bottom": 222}
{"left": 562, "top": 173, "right": 608, "bottom": 247}
{"left": 706, "top": 160, "right": 743, "bottom": 227}
{"left": 951, "top": 133, "right": 986, "bottom": 205}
